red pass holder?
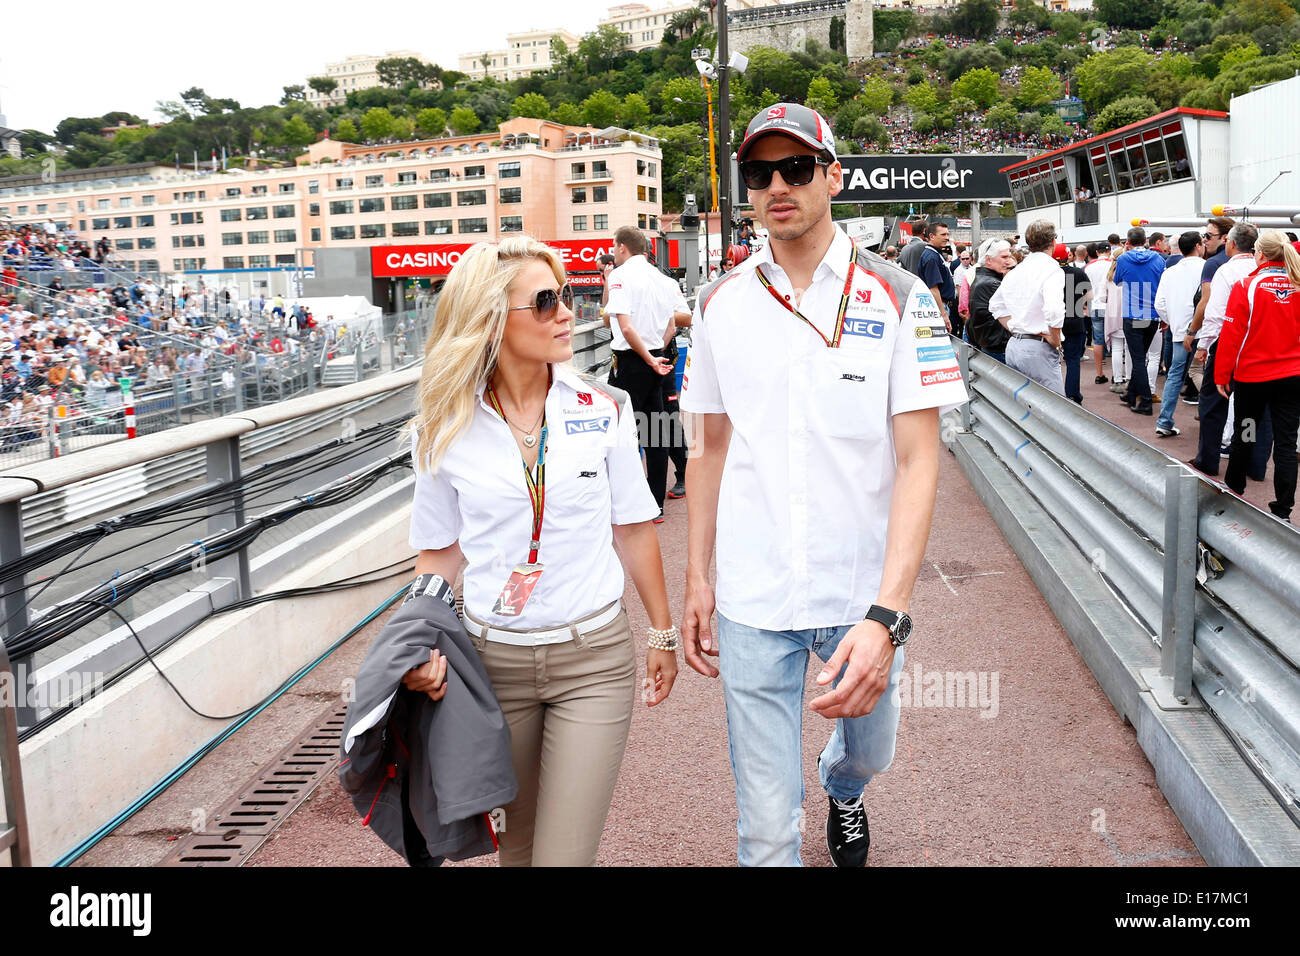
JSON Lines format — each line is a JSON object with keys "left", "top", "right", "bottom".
{"left": 493, "top": 562, "right": 544, "bottom": 617}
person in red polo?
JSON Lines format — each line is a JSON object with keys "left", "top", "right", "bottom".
{"left": 1214, "top": 230, "right": 1300, "bottom": 521}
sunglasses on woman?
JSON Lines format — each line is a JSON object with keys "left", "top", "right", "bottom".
{"left": 737, "top": 154, "right": 831, "bottom": 190}
{"left": 507, "top": 284, "right": 574, "bottom": 321}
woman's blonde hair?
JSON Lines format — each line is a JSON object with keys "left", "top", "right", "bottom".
{"left": 406, "top": 235, "right": 567, "bottom": 473}
{"left": 1255, "top": 229, "right": 1300, "bottom": 288}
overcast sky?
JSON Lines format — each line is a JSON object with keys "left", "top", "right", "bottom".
{"left": 2, "top": 0, "right": 656, "bottom": 134}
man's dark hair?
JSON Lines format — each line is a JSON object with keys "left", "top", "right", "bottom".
{"left": 1108, "top": 233, "right": 1121, "bottom": 245}
{"left": 1025, "top": 219, "right": 1056, "bottom": 253}
{"left": 596, "top": 253, "right": 615, "bottom": 267}
{"left": 1178, "top": 230, "right": 1201, "bottom": 256}
{"left": 922, "top": 220, "right": 949, "bottom": 239}
{"left": 1149, "top": 231, "right": 1165, "bottom": 247}
{"left": 1207, "top": 216, "right": 1235, "bottom": 237}
{"left": 1127, "top": 226, "right": 1146, "bottom": 247}
{"left": 1086, "top": 241, "right": 1102, "bottom": 258}
{"left": 1228, "top": 222, "right": 1258, "bottom": 253}
{"left": 613, "top": 226, "right": 646, "bottom": 255}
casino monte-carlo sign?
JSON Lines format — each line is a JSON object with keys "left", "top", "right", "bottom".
{"left": 834, "top": 155, "right": 1026, "bottom": 203}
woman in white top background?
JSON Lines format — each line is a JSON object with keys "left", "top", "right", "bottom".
{"left": 405, "top": 236, "right": 678, "bottom": 866}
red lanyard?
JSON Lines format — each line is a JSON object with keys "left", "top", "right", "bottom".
{"left": 755, "top": 249, "right": 857, "bottom": 348}
{"left": 484, "top": 380, "right": 548, "bottom": 565}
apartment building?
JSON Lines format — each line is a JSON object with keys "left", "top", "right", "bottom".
{"left": 458, "top": 28, "right": 581, "bottom": 83}
{"left": 0, "top": 118, "right": 663, "bottom": 279}
{"left": 599, "top": 1, "right": 780, "bottom": 52}
{"left": 305, "top": 50, "right": 435, "bottom": 109}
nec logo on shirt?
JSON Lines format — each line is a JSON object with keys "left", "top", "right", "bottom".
{"left": 842, "top": 318, "right": 884, "bottom": 338}
{"left": 565, "top": 417, "right": 611, "bottom": 434}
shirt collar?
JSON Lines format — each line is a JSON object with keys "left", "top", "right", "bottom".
{"left": 753, "top": 225, "right": 854, "bottom": 282}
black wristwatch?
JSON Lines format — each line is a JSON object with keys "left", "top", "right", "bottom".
{"left": 865, "top": 605, "right": 912, "bottom": 647}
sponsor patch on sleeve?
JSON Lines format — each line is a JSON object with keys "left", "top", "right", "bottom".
{"left": 916, "top": 345, "right": 957, "bottom": 363}
{"left": 919, "top": 365, "right": 962, "bottom": 387}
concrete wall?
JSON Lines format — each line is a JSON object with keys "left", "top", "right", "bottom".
{"left": 729, "top": 0, "right": 872, "bottom": 61}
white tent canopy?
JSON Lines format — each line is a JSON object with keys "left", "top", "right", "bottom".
{"left": 290, "top": 295, "right": 381, "bottom": 335}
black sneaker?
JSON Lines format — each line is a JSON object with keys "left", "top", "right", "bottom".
{"left": 1155, "top": 424, "right": 1180, "bottom": 437}
{"left": 826, "top": 794, "right": 870, "bottom": 867}
{"left": 1095, "top": 375, "right": 1108, "bottom": 384}
{"left": 1131, "top": 401, "right": 1154, "bottom": 416}
{"left": 667, "top": 480, "right": 686, "bottom": 499}
{"left": 652, "top": 509, "right": 665, "bottom": 524}
{"left": 1182, "top": 396, "right": 1199, "bottom": 406}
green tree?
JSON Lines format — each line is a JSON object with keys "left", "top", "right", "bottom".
{"left": 904, "top": 82, "right": 940, "bottom": 116}
{"left": 1094, "top": 95, "right": 1159, "bottom": 133}
{"left": 860, "top": 76, "right": 894, "bottom": 115}
{"left": 952, "top": 68, "right": 1000, "bottom": 108}
{"left": 949, "top": 0, "right": 1000, "bottom": 39}
{"left": 280, "top": 85, "right": 306, "bottom": 105}
{"left": 944, "top": 43, "right": 1008, "bottom": 80}
{"left": 360, "top": 106, "right": 398, "bottom": 141}
{"left": 1009, "top": 0, "right": 1050, "bottom": 31}
{"left": 581, "top": 89, "right": 620, "bottom": 128}
{"left": 985, "top": 101, "right": 1019, "bottom": 132}
{"left": 829, "top": 16, "right": 846, "bottom": 53}
{"left": 280, "top": 115, "right": 315, "bottom": 149}
{"left": 552, "top": 103, "right": 583, "bottom": 125}
{"left": 743, "top": 46, "right": 811, "bottom": 102}
{"left": 1220, "top": 41, "right": 1263, "bottom": 73}
{"left": 512, "top": 92, "right": 551, "bottom": 119}
{"left": 805, "top": 76, "right": 840, "bottom": 117}
{"left": 377, "top": 57, "right": 439, "bottom": 88}
{"left": 1075, "top": 47, "right": 1154, "bottom": 109}
{"left": 618, "top": 92, "right": 651, "bottom": 128}
{"left": 335, "top": 118, "right": 359, "bottom": 142}
{"left": 576, "top": 24, "right": 629, "bottom": 74}
{"left": 1040, "top": 114, "right": 1070, "bottom": 139}
{"left": 913, "top": 113, "right": 935, "bottom": 134}
{"left": 415, "top": 107, "right": 447, "bottom": 138}
{"left": 1095, "top": 0, "right": 1164, "bottom": 29}
{"left": 661, "top": 76, "right": 705, "bottom": 120}
{"left": 307, "top": 76, "right": 338, "bottom": 97}
{"left": 448, "top": 106, "right": 481, "bottom": 135}
{"left": 1017, "top": 65, "right": 1062, "bottom": 109}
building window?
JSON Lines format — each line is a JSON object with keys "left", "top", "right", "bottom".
{"left": 397, "top": 171, "right": 417, "bottom": 184}
{"left": 649, "top": 215, "right": 658, "bottom": 230}
{"left": 221, "top": 208, "right": 242, "bottom": 222}
{"left": 500, "top": 215, "right": 523, "bottom": 232}
{"left": 119, "top": 197, "right": 132, "bottom": 208}
{"left": 464, "top": 165, "right": 485, "bottom": 178}
{"left": 249, "top": 255, "right": 271, "bottom": 268}
{"left": 274, "top": 229, "right": 297, "bottom": 243}
{"left": 98, "top": 199, "right": 111, "bottom": 209}
{"left": 138, "top": 237, "right": 156, "bottom": 250}
{"left": 424, "top": 192, "right": 451, "bottom": 208}
{"left": 457, "top": 190, "right": 487, "bottom": 206}
{"left": 458, "top": 218, "right": 488, "bottom": 234}
{"left": 170, "top": 211, "right": 202, "bottom": 225}
{"left": 222, "top": 232, "right": 243, "bottom": 246}
{"left": 593, "top": 214, "right": 608, "bottom": 230}
{"left": 309, "top": 203, "right": 320, "bottom": 216}
{"left": 329, "top": 200, "right": 354, "bottom": 215}
{"left": 251, "top": 185, "right": 267, "bottom": 196}
{"left": 392, "top": 194, "right": 418, "bottom": 210}
{"left": 223, "top": 257, "right": 245, "bottom": 269}
{"left": 429, "top": 169, "right": 450, "bottom": 182}
{"left": 637, "top": 185, "right": 647, "bottom": 201}
{"left": 142, "top": 195, "right": 155, "bottom": 205}
{"left": 310, "top": 227, "right": 321, "bottom": 242}
{"left": 113, "top": 216, "right": 132, "bottom": 229}
{"left": 273, "top": 204, "right": 295, "bottom": 218}
{"left": 425, "top": 219, "right": 453, "bottom": 235}
{"left": 500, "top": 187, "right": 522, "bottom": 204}
{"left": 247, "top": 231, "right": 270, "bottom": 244}
{"left": 499, "top": 161, "right": 521, "bottom": 179}
{"left": 226, "top": 187, "right": 242, "bottom": 198}
{"left": 637, "top": 159, "right": 647, "bottom": 176}
{"left": 136, "top": 214, "right": 155, "bottom": 227}
{"left": 648, "top": 162, "right": 657, "bottom": 177}
{"left": 365, "top": 174, "right": 385, "bottom": 188}
{"left": 275, "top": 254, "right": 296, "bottom": 266}
{"left": 359, "top": 197, "right": 386, "bottom": 213}
{"left": 571, "top": 187, "right": 587, "bottom": 204}
{"left": 573, "top": 215, "right": 587, "bottom": 231}
{"left": 139, "top": 258, "right": 160, "bottom": 270}
{"left": 278, "top": 182, "right": 295, "bottom": 193}
{"left": 173, "top": 235, "right": 204, "bottom": 248}
{"left": 360, "top": 223, "right": 386, "bottom": 238}
{"left": 571, "top": 162, "right": 586, "bottom": 180}
{"left": 592, "top": 160, "right": 608, "bottom": 178}
{"left": 246, "top": 206, "right": 269, "bottom": 220}
{"left": 392, "top": 221, "right": 419, "bottom": 237}
{"left": 308, "top": 180, "right": 319, "bottom": 194}
{"left": 335, "top": 177, "right": 354, "bottom": 189}
{"left": 649, "top": 186, "right": 657, "bottom": 203}
{"left": 331, "top": 225, "right": 356, "bottom": 240}
{"left": 593, "top": 186, "right": 608, "bottom": 203}
{"left": 91, "top": 218, "right": 110, "bottom": 230}
{"left": 116, "top": 238, "right": 134, "bottom": 250}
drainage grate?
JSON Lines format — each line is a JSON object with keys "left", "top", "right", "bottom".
{"left": 161, "top": 703, "right": 346, "bottom": 866}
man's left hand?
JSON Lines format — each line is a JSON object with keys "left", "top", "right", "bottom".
{"left": 1217, "top": 382, "right": 1231, "bottom": 399}
{"left": 809, "top": 620, "right": 896, "bottom": 720}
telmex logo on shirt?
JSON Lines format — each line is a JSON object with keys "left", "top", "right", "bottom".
{"left": 842, "top": 318, "right": 885, "bottom": 339}
{"left": 920, "top": 365, "right": 962, "bottom": 387}
{"left": 565, "top": 417, "right": 611, "bottom": 434}
{"left": 916, "top": 291, "right": 937, "bottom": 309}
{"left": 916, "top": 345, "right": 956, "bottom": 363}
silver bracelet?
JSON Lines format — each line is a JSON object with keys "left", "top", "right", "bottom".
{"left": 647, "top": 624, "right": 679, "bottom": 651}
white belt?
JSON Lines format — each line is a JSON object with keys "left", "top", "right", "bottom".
{"left": 462, "top": 600, "right": 622, "bottom": 646}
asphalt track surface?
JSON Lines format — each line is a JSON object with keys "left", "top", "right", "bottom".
{"left": 78, "top": 421, "right": 1204, "bottom": 867}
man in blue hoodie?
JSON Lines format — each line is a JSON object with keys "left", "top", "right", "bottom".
{"left": 1114, "top": 226, "right": 1166, "bottom": 415}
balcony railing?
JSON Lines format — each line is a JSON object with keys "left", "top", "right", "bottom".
{"left": 1075, "top": 199, "right": 1100, "bottom": 226}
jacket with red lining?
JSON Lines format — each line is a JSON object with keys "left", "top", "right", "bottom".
{"left": 1215, "top": 262, "right": 1300, "bottom": 385}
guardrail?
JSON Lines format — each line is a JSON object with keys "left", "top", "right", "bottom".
{"left": 949, "top": 340, "right": 1300, "bottom": 844}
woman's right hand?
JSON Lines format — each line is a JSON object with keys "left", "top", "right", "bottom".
{"left": 402, "top": 648, "right": 449, "bottom": 702}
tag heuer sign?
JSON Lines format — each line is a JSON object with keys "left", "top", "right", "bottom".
{"left": 835, "top": 155, "right": 1026, "bottom": 203}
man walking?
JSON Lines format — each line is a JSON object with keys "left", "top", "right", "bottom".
{"left": 680, "top": 102, "right": 969, "bottom": 867}
{"left": 990, "top": 219, "right": 1066, "bottom": 395}
{"left": 1153, "top": 231, "right": 1205, "bottom": 438}
{"left": 968, "top": 237, "right": 1014, "bottom": 363}
{"left": 605, "top": 225, "right": 691, "bottom": 520}
{"left": 1084, "top": 241, "right": 1113, "bottom": 384}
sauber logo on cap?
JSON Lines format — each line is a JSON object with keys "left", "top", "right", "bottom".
{"left": 766, "top": 106, "right": 786, "bottom": 119}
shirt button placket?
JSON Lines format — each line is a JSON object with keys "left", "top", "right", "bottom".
{"left": 790, "top": 352, "right": 810, "bottom": 625}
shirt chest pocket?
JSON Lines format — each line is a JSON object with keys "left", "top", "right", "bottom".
{"left": 806, "top": 349, "right": 889, "bottom": 441}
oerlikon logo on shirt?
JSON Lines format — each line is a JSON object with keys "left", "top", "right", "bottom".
{"left": 920, "top": 365, "right": 962, "bottom": 387}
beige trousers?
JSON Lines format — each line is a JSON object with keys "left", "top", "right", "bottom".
{"left": 467, "top": 606, "right": 636, "bottom": 867}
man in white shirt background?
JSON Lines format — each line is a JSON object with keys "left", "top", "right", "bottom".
{"left": 990, "top": 219, "right": 1066, "bottom": 395}
{"left": 1083, "top": 241, "right": 1113, "bottom": 384}
{"left": 604, "top": 225, "right": 691, "bottom": 519}
{"left": 680, "top": 102, "right": 969, "bottom": 867}
{"left": 1153, "top": 231, "right": 1204, "bottom": 438}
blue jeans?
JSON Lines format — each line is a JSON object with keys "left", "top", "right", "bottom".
{"left": 1090, "top": 308, "right": 1107, "bottom": 356}
{"left": 1157, "top": 342, "right": 1191, "bottom": 430}
{"left": 986, "top": 350, "right": 1006, "bottom": 365}
{"left": 717, "top": 613, "right": 905, "bottom": 867}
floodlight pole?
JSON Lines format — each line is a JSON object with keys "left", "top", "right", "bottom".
{"left": 717, "top": 0, "right": 732, "bottom": 257}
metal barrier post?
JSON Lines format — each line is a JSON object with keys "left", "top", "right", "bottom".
{"left": 957, "top": 341, "right": 972, "bottom": 431}
{"left": 204, "top": 436, "right": 251, "bottom": 601}
{"left": 1159, "top": 464, "right": 1199, "bottom": 703}
{"left": 0, "top": 635, "right": 33, "bottom": 866}
{"left": 171, "top": 375, "right": 183, "bottom": 427}
{"left": 44, "top": 407, "right": 57, "bottom": 460}
{"left": 0, "top": 502, "right": 28, "bottom": 640}
{"left": 355, "top": 342, "right": 363, "bottom": 382}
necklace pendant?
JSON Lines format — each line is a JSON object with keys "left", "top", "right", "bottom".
{"left": 523, "top": 434, "right": 537, "bottom": 448}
